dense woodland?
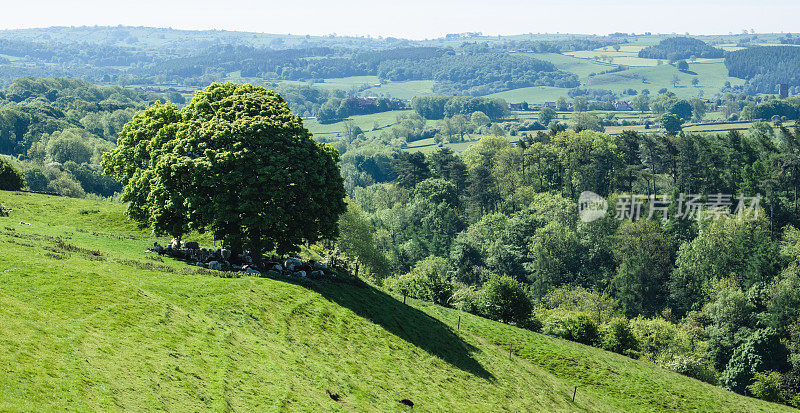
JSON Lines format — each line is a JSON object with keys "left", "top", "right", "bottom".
{"left": 332, "top": 121, "right": 800, "bottom": 406}
{"left": 0, "top": 77, "right": 172, "bottom": 197}
{"left": 725, "top": 46, "right": 800, "bottom": 94}
{"left": 638, "top": 37, "right": 724, "bottom": 60}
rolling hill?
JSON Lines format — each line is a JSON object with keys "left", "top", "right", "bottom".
{"left": 0, "top": 190, "right": 793, "bottom": 411}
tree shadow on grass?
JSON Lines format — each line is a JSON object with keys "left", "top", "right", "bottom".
{"left": 315, "top": 281, "right": 494, "bottom": 380}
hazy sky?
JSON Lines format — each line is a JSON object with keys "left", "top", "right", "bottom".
{"left": 0, "top": 0, "right": 797, "bottom": 39}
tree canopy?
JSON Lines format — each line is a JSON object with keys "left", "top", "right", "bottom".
{"left": 103, "top": 82, "right": 346, "bottom": 256}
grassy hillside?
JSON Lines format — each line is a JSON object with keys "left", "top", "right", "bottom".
{"left": 0, "top": 191, "right": 793, "bottom": 412}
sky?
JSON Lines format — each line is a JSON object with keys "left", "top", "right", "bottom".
{"left": 0, "top": 0, "right": 798, "bottom": 40}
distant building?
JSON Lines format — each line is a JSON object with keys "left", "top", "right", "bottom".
{"left": 779, "top": 83, "right": 790, "bottom": 99}
{"left": 614, "top": 101, "right": 632, "bottom": 111}
{"left": 509, "top": 103, "right": 526, "bottom": 111}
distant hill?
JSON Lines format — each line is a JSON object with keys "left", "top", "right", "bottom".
{"left": 638, "top": 37, "right": 724, "bottom": 60}
{"left": 0, "top": 190, "right": 792, "bottom": 411}
{"left": 726, "top": 46, "right": 800, "bottom": 94}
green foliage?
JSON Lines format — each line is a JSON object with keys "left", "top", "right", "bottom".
{"left": 602, "top": 318, "right": 639, "bottom": 355}
{"left": 43, "top": 129, "right": 96, "bottom": 164}
{"left": 451, "top": 284, "right": 483, "bottom": 314}
{"left": 568, "top": 113, "right": 604, "bottom": 132}
{"left": 748, "top": 371, "right": 785, "bottom": 403}
{"left": 569, "top": 313, "right": 601, "bottom": 345}
{"left": 103, "top": 83, "right": 346, "bottom": 255}
{"left": 538, "top": 107, "right": 557, "bottom": 126}
{"left": 704, "top": 281, "right": 757, "bottom": 371}
{"left": 335, "top": 199, "right": 391, "bottom": 278}
{"left": 384, "top": 256, "right": 453, "bottom": 305}
{"left": 542, "top": 312, "right": 600, "bottom": 346}
{"left": 629, "top": 317, "right": 694, "bottom": 361}
{"left": 388, "top": 54, "right": 577, "bottom": 96}
{"left": 670, "top": 214, "right": 779, "bottom": 316}
{"left": 660, "top": 113, "right": 683, "bottom": 134}
{"left": 391, "top": 151, "right": 430, "bottom": 188}
{"left": 722, "top": 328, "right": 790, "bottom": 395}
{"left": 527, "top": 222, "right": 582, "bottom": 297}
{"left": 741, "top": 99, "right": 800, "bottom": 121}
{"left": 480, "top": 275, "right": 533, "bottom": 325}
{"left": 661, "top": 355, "right": 720, "bottom": 385}
{"left": 538, "top": 285, "right": 618, "bottom": 324}
{"left": 0, "top": 156, "right": 25, "bottom": 191}
{"left": 612, "top": 219, "right": 674, "bottom": 317}
{"left": 726, "top": 46, "right": 800, "bottom": 93}
{"left": 638, "top": 37, "right": 724, "bottom": 60}
{"left": 411, "top": 96, "right": 510, "bottom": 121}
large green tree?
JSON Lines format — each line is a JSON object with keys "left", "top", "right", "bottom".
{"left": 103, "top": 83, "right": 346, "bottom": 256}
{"left": 0, "top": 156, "right": 25, "bottom": 191}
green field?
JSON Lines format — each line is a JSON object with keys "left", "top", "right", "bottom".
{"left": 289, "top": 75, "right": 380, "bottom": 91}
{"left": 279, "top": 77, "right": 435, "bottom": 100}
{"left": 488, "top": 86, "right": 571, "bottom": 104}
{"left": 585, "top": 61, "right": 744, "bottom": 98}
{"left": 0, "top": 191, "right": 792, "bottom": 411}
{"left": 361, "top": 80, "right": 436, "bottom": 100}
{"left": 523, "top": 53, "right": 615, "bottom": 77}
{"left": 303, "top": 110, "right": 414, "bottom": 140}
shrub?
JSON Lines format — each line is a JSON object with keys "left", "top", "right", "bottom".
{"left": 629, "top": 317, "right": 694, "bottom": 361}
{"left": 602, "top": 318, "right": 639, "bottom": 355}
{"left": 385, "top": 256, "right": 453, "bottom": 305}
{"left": 451, "top": 285, "right": 482, "bottom": 315}
{"left": 660, "top": 355, "right": 719, "bottom": 385}
{"left": 569, "top": 313, "right": 600, "bottom": 345}
{"left": 518, "top": 315, "right": 543, "bottom": 332}
{"left": 481, "top": 275, "right": 533, "bottom": 324}
{"left": 0, "top": 157, "right": 25, "bottom": 191}
{"left": 542, "top": 313, "right": 573, "bottom": 339}
{"left": 46, "top": 173, "right": 86, "bottom": 198}
{"left": 747, "top": 371, "right": 784, "bottom": 402}
{"left": 541, "top": 312, "right": 599, "bottom": 345}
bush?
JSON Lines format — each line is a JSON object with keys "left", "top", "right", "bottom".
{"left": 661, "top": 355, "right": 719, "bottom": 385}
{"left": 385, "top": 256, "right": 453, "bottom": 305}
{"left": 46, "top": 173, "right": 85, "bottom": 198}
{"left": 602, "top": 318, "right": 639, "bottom": 355}
{"left": 541, "top": 312, "right": 599, "bottom": 345}
{"left": 570, "top": 313, "right": 600, "bottom": 345}
{"left": 481, "top": 275, "right": 533, "bottom": 324}
{"left": 747, "top": 371, "right": 784, "bottom": 402}
{"left": 451, "top": 285, "right": 482, "bottom": 315}
{"left": 629, "top": 317, "right": 694, "bottom": 361}
{"left": 542, "top": 313, "right": 573, "bottom": 339}
{"left": 0, "top": 157, "right": 25, "bottom": 191}
{"left": 518, "top": 315, "right": 543, "bottom": 332}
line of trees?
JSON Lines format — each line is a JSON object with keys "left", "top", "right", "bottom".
{"left": 410, "top": 96, "right": 510, "bottom": 121}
